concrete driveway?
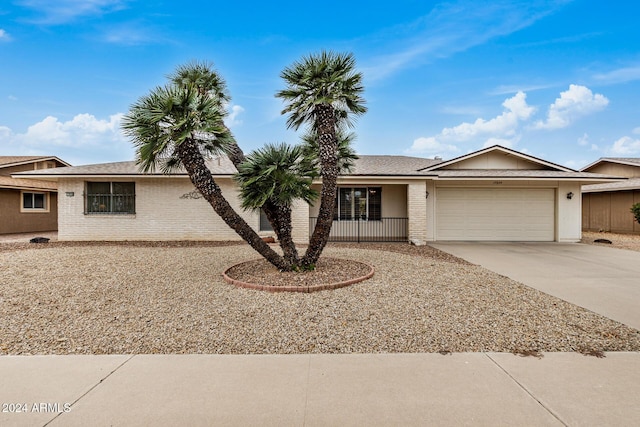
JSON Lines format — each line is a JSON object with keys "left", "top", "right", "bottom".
{"left": 430, "top": 242, "right": 640, "bottom": 330}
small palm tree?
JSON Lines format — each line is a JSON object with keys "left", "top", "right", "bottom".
{"left": 276, "top": 51, "right": 366, "bottom": 267}
{"left": 122, "top": 65, "right": 289, "bottom": 270}
{"left": 235, "top": 143, "right": 318, "bottom": 265}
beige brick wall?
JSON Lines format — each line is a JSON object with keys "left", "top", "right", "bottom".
{"left": 58, "top": 177, "right": 310, "bottom": 242}
{"left": 407, "top": 181, "right": 428, "bottom": 243}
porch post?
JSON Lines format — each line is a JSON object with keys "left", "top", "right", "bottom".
{"left": 407, "top": 181, "right": 428, "bottom": 245}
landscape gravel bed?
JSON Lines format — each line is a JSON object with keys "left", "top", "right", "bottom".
{"left": 1, "top": 243, "right": 639, "bottom": 355}
{"left": 581, "top": 231, "right": 640, "bottom": 252}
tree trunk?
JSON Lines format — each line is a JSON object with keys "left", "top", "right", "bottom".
{"left": 302, "top": 104, "right": 338, "bottom": 267}
{"left": 177, "top": 137, "right": 290, "bottom": 271}
{"left": 224, "top": 136, "right": 300, "bottom": 265}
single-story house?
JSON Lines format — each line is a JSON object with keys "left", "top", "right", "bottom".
{"left": 14, "top": 145, "right": 622, "bottom": 243}
{"left": 580, "top": 157, "right": 640, "bottom": 234}
{"left": 0, "top": 156, "right": 70, "bottom": 235}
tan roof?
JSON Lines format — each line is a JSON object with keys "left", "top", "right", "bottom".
{"left": 15, "top": 155, "right": 440, "bottom": 178}
{"left": 582, "top": 177, "right": 640, "bottom": 193}
{"left": 12, "top": 150, "right": 621, "bottom": 184}
{"left": 347, "top": 155, "right": 441, "bottom": 175}
{"left": 580, "top": 157, "right": 640, "bottom": 171}
{"left": 16, "top": 156, "right": 238, "bottom": 176}
{"left": 0, "top": 156, "right": 70, "bottom": 168}
{"left": 0, "top": 176, "right": 58, "bottom": 191}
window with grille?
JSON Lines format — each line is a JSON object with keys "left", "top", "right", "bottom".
{"left": 85, "top": 182, "right": 136, "bottom": 214}
{"left": 334, "top": 187, "right": 382, "bottom": 221}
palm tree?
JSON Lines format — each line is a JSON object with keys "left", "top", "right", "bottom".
{"left": 121, "top": 68, "right": 289, "bottom": 271}
{"left": 235, "top": 143, "right": 318, "bottom": 265}
{"left": 276, "top": 51, "right": 367, "bottom": 267}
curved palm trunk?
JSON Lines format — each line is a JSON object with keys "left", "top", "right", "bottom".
{"left": 176, "top": 138, "right": 290, "bottom": 271}
{"left": 302, "top": 105, "right": 338, "bottom": 267}
{"left": 224, "top": 134, "right": 300, "bottom": 265}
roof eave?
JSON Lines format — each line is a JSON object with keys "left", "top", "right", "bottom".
{"left": 580, "top": 158, "right": 640, "bottom": 171}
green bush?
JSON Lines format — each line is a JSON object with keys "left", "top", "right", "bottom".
{"left": 631, "top": 203, "right": 640, "bottom": 224}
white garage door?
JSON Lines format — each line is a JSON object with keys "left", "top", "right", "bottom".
{"left": 436, "top": 188, "right": 555, "bottom": 241}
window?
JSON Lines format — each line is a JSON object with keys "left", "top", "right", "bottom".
{"left": 85, "top": 182, "right": 135, "bottom": 214}
{"left": 334, "top": 187, "right": 382, "bottom": 221}
{"left": 21, "top": 192, "right": 48, "bottom": 211}
{"left": 259, "top": 209, "right": 274, "bottom": 231}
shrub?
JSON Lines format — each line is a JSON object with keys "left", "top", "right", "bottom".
{"left": 631, "top": 203, "right": 640, "bottom": 224}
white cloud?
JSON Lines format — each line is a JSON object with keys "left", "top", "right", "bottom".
{"left": 593, "top": 66, "right": 640, "bottom": 85}
{"left": 407, "top": 137, "right": 459, "bottom": 156}
{"left": 363, "top": 1, "right": 568, "bottom": 81}
{"left": 22, "top": 113, "right": 125, "bottom": 147}
{"left": 533, "top": 85, "right": 609, "bottom": 130}
{"left": 577, "top": 133, "right": 589, "bottom": 146}
{"left": 0, "top": 29, "right": 11, "bottom": 42}
{"left": 633, "top": 127, "right": 640, "bottom": 135}
{"left": 16, "top": 0, "right": 127, "bottom": 25}
{"left": 0, "top": 113, "right": 133, "bottom": 164}
{"left": 0, "top": 126, "right": 12, "bottom": 139}
{"left": 408, "top": 92, "right": 534, "bottom": 155}
{"left": 609, "top": 136, "right": 640, "bottom": 156}
{"left": 225, "top": 105, "right": 245, "bottom": 128}
{"left": 440, "top": 92, "right": 535, "bottom": 141}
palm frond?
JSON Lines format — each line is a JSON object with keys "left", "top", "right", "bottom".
{"left": 234, "top": 143, "right": 318, "bottom": 210}
{"left": 276, "top": 50, "right": 367, "bottom": 131}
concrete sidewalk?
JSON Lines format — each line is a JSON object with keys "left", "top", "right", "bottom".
{"left": 1, "top": 352, "right": 639, "bottom": 426}
{"left": 430, "top": 242, "right": 640, "bottom": 330}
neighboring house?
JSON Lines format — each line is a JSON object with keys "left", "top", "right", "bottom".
{"left": 581, "top": 158, "right": 640, "bottom": 234}
{"left": 0, "top": 156, "right": 71, "bottom": 235}
{"left": 14, "top": 145, "right": 621, "bottom": 243}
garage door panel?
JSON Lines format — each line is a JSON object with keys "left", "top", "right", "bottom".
{"left": 436, "top": 188, "right": 555, "bottom": 241}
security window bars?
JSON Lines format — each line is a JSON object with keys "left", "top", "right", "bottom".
{"left": 22, "top": 192, "right": 46, "bottom": 210}
{"left": 85, "top": 182, "right": 136, "bottom": 214}
{"left": 334, "top": 187, "right": 382, "bottom": 221}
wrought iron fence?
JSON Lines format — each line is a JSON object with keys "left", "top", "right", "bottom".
{"left": 85, "top": 193, "right": 136, "bottom": 214}
{"left": 309, "top": 217, "right": 408, "bottom": 242}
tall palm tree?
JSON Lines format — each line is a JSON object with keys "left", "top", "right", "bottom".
{"left": 121, "top": 69, "right": 289, "bottom": 271}
{"left": 276, "top": 51, "right": 366, "bottom": 267}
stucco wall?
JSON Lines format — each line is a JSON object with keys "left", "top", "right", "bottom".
{"left": 57, "top": 177, "right": 309, "bottom": 242}
{"left": 556, "top": 182, "right": 582, "bottom": 242}
{"left": 582, "top": 190, "right": 640, "bottom": 234}
{"left": 0, "top": 189, "right": 58, "bottom": 234}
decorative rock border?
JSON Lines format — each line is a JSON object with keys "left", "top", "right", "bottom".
{"left": 222, "top": 259, "right": 375, "bottom": 293}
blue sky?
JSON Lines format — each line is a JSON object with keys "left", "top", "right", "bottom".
{"left": 1, "top": 0, "right": 639, "bottom": 168}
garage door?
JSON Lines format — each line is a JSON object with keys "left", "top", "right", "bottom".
{"left": 436, "top": 188, "right": 555, "bottom": 241}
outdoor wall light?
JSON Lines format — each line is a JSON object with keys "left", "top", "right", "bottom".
{"left": 425, "top": 191, "right": 430, "bottom": 199}
{"left": 566, "top": 192, "right": 574, "bottom": 200}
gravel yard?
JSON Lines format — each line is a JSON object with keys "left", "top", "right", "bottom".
{"left": 1, "top": 242, "right": 639, "bottom": 355}
{"left": 581, "top": 231, "right": 640, "bottom": 252}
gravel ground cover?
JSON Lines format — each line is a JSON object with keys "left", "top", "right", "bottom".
{"left": 581, "top": 231, "right": 640, "bottom": 252}
{"left": 1, "top": 243, "right": 639, "bottom": 355}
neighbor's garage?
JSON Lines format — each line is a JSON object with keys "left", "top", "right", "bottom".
{"left": 436, "top": 188, "right": 555, "bottom": 241}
